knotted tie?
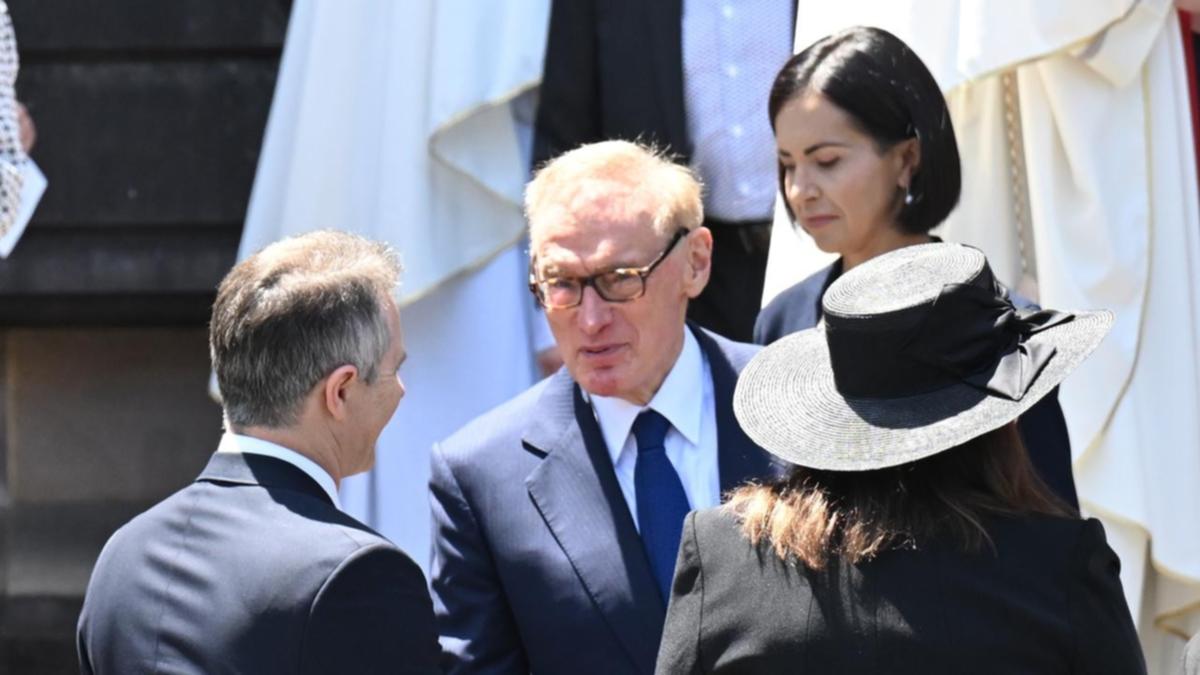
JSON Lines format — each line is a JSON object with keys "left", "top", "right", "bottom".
{"left": 632, "top": 409, "right": 691, "bottom": 603}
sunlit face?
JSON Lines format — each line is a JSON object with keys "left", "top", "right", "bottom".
{"left": 774, "top": 91, "right": 918, "bottom": 265}
{"left": 531, "top": 183, "right": 711, "bottom": 405}
{"left": 347, "top": 300, "right": 407, "bottom": 475}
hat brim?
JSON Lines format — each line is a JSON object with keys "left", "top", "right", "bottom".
{"left": 733, "top": 310, "right": 1113, "bottom": 471}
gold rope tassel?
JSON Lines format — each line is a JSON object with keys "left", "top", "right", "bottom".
{"left": 1001, "top": 70, "right": 1039, "bottom": 303}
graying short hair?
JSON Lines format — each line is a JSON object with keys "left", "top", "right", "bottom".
{"left": 210, "top": 230, "right": 401, "bottom": 429}
{"left": 524, "top": 139, "right": 704, "bottom": 244}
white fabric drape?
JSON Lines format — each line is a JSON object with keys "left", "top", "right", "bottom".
{"left": 768, "top": 2, "right": 1200, "bottom": 669}
{"left": 237, "top": 0, "right": 550, "bottom": 567}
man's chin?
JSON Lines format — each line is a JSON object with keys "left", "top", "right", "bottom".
{"left": 577, "top": 372, "right": 626, "bottom": 400}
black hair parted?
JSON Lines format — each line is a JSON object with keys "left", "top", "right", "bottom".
{"left": 768, "top": 26, "right": 961, "bottom": 234}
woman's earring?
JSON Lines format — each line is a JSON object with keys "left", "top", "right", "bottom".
{"left": 903, "top": 186, "right": 914, "bottom": 205}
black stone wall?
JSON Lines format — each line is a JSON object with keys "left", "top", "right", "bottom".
{"left": 0, "top": 2, "right": 288, "bottom": 672}
{"left": 2, "top": 0, "right": 290, "bottom": 324}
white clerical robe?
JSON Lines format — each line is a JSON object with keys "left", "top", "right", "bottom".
{"left": 234, "top": 0, "right": 550, "bottom": 567}
{"left": 767, "top": 2, "right": 1200, "bottom": 669}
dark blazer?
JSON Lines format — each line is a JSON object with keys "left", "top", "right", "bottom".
{"left": 533, "top": 0, "right": 796, "bottom": 166}
{"left": 754, "top": 261, "right": 1080, "bottom": 508}
{"left": 429, "top": 326, "right": 779, "bottom": 675}
{"left": 533, "top": 0, "right": 691, "bottom": 167}
{"left": 77, "top": 452, "right": 441, "bottom": 675}
{"left": 657, "top": 508, "right": 1145, "bottom": 674}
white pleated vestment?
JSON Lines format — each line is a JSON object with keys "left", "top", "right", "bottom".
{"left": 235, "top": 0, "right": 551, "bottom": 569}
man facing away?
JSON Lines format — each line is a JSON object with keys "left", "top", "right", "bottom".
{"left": 76, "top": 231, "right": 441, "bottom": 674}
{"left": 429, "top": 140, "right": 777, "bottom": 675}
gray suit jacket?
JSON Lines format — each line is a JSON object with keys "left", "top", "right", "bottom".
{"left": 77, "top": 452, "right": 440, "bottom": 674}
{"left": 429, "top": 325, "right": 779, "bottom": 675}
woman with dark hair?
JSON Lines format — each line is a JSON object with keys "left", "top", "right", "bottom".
{"left": 752, "top": 26, "right": 1078, "bottom": 508}
{"left": 655, "top": 243, "right": 1144, "bottom": 674}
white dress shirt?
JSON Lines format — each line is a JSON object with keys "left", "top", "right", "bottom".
{"left": 588, "top": 330, "right": 719, "bottom": 530}
{"left": 682, "top": 0, "right": 792, "bottom": 221}
{"left": 216, "top": 432, "right": 341, "bottom": 510}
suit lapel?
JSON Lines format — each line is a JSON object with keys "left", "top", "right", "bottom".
{"left": 523, "top": 371, "right": 664, "bottom": 674}
{"left": 643, "top": 0, "right": 689, "bottom": 159}
{"left": 691, "top": 326, "right": 779, "bottom": 493}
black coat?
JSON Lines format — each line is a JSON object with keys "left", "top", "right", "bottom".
{"left": 532, "top": 0, "right": 795, "bottom": 167}
{"left": 755, "top": 260, "right": 1081, "bottom": 508}
{"left": 533, "top": 0, "right": 692, "bottom": 167}
{"left": 657, "top": 508, "right": 1145, "bottom": 674}
{"left": 77, "top": 452, "right": 441, "bottom": 675}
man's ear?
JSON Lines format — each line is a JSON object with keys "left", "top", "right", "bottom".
{"left": 322, "top": 365, "right": 359, "bottom": 421}
{"left": 684, "top": 226, "right": 714, "bottom": 299}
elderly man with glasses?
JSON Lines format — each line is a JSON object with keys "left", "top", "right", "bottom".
{"left": 428, "top": 140, "right": 777, "bottom": 675}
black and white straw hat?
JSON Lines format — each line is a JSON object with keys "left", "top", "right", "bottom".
{"left": 734, "top": 243, "right": 1113, "bottom": 471}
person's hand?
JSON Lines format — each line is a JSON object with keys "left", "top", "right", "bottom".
{"left": 17, "top": 102, "right": 35, "bottom": 153}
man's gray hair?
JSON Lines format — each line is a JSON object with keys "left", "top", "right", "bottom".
{"left": 524, "top": 139, "right": 704, "bottom": 243}
{"left": 210, "top": 230, "right": 401, "bottom": 429}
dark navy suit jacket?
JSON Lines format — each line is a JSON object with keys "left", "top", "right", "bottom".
{"left": 77, "top": 452, "right": 441, "bottom": 675}
{"left": 754, "top": 261, "right": 1080, "bottom": 508}
{"left": 429, "top": 326, "right": 779, "bottom": 675}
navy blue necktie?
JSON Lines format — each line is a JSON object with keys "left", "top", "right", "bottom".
{"left": 632, "top": 409, "right": 691, "bottom": 603}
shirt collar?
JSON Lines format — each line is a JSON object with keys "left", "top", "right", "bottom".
{"left": 589, "top": 330, "right": 705, "bottom": 463}
{"left": 217, "top": 432, "right": 341, "bottom": 509}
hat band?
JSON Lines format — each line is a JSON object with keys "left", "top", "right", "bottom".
{"left": 826, "top": 282, "right": 1075, "bottom": 401}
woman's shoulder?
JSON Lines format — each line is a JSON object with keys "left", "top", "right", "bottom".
{"left": 983, "top": 514, "right": 1111, "bottom": 566}
{"left": 689, "top": 505, "right": 746, "bottom": 540}
{"left": 985, "top": 512, "right": 1098, "bottom": 537}
{"left": 685, "top": 506, "right": 770, "bottom": 563}
{"left": 688, "top": 509, "right": 1110, "bottom": 564}
{"left": 754, "top": 262, "right": 840, "bottom": 344}
{"left": 769, "top": 263, "right": 839, "bottom": 308}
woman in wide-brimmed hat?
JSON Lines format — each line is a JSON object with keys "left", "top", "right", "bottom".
{"left": 654, "top": 243, "right": 1144, "bottom": 674}
{"left": 752, "top": 26, "right": 1079, "bottom": 509}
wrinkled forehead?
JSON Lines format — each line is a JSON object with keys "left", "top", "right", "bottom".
{"left": 532, "top": 176, "right": 662, "bottom": 237}
{"left": 530, "top": 179, "right": 664, "bottom": 267}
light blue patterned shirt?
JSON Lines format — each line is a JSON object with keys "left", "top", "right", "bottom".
{"left": 682, "top": 0, "right": 792, "bottom": 222}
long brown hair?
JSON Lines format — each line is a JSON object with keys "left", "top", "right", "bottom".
{"left": 727, "top": 423, "right": 1073, "bottom": 569}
